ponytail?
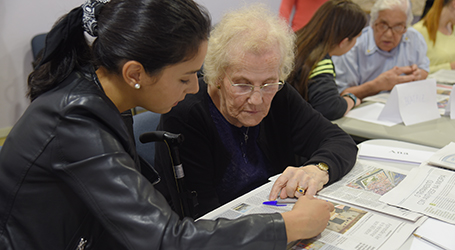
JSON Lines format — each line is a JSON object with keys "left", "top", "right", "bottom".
{"left": 27, "top": 0, "right": 107, "bottom": 101}
{"left": 424, "top": 0, "right": 451, "bottom": 46}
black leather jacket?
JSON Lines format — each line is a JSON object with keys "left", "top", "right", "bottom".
{"left": 0, "top": 68, "right": 287, "bottom": 250}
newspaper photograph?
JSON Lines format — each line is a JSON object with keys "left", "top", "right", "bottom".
{"left": 317, "top": 160, "right": 422, "bottom": 221}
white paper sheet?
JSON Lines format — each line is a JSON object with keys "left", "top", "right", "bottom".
{"left": 378, "top": 79, "right": 440, "bottom": 126}
{"left": 363, "top": 93, "right": 390, "bottom": 103}
{"left": 444, "top": 85, "right": 455, "bottom": 119}
{"left": 411, "top": 218, "right": 455, "bottom": 250}
{"left": 359, "top": 144, "right": 435, "bottom": 165}
{"left": 346, "top": 103, "right": 399, "bottom": 126}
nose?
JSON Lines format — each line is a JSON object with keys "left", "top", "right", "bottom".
{"left": 383, "top": 27, "right": 393, "bottom": 37}
{"left": 248, "top": 88, "right": 263, "bottom": 105}
{"left": 188, "top": 74, "right": 199, "bottom": 94}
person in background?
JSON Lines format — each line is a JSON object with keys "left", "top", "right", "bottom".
{"left": 421, "top": 0, "right": 435, "bottom": 19}
{"left": 0, "top": 0, "right": 334, "bottom": 249}
{"left": 332, "top": 0, "right": 430, "bottom": 100}
{"left": 279, "top": 0, "right": 328, "bottom": 31}
{"left": 155, "top": 3, "right": 357, "bottom": 219}
{"left": 286, "top": 0, "right": 367, "bottom": 120}
{"left": 413, "top": 0, "right": 455, "bottom": 73}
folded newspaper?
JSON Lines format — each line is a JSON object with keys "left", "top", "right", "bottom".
{"left": 427, "top": 142, "right": 455, "bottom": 170}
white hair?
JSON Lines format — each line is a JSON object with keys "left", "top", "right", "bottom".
{"left": 369, "top": 0, "right": 414, "bottom": 27}
{"left": 203, "top": 3, "right": 296, "bottom": 86}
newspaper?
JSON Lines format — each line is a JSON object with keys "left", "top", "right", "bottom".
{"left": 380, "top": 164, "right": 455, "bottom": 225}
{"left": 317, "top": 159, "right": 423, "bottom": 221}
{"left": 199, "top": 181, "right": 426, "bottom": 250}
{"left": 428, "top": 69, "right": 455, "bottom": 85}
{"left": 427, "top": 142, "right": 455, "bottom": 170}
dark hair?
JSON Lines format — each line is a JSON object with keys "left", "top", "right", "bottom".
{"left": 286, "top": 0, "right": 366, "bottom": 100}
{"left": 27, "top": 0, "right": 211, "bottom": 101}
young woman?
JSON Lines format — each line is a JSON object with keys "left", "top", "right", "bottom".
{"left": 413, "top": 0, "right": 455, "bottom": 73}
{"left": 286, "top": 0, "right": 367, "bottom": 120}
{"left": 0, "top": 0, "right": 333, "bottom": 249}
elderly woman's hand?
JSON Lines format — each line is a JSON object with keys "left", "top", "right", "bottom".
{"left": 268, "top": 165, "right": 329, "bottom": 201}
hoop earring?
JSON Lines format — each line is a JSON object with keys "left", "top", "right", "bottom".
{"left": 134, "top": 83, "right": 141, "bottom": 89}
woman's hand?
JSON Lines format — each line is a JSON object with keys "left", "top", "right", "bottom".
{"left": 268, "top": 165, "right": 329, "bottom": 201}
{"left": 281, "top": 196, "right": 334, "bottom": 242}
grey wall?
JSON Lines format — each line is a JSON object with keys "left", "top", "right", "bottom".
{"left": 0, "top": 0, "right": 280, "bottom": 134}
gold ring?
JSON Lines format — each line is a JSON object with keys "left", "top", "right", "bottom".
{"left": 297, "top": 186, "right": 305, "bottom": 194}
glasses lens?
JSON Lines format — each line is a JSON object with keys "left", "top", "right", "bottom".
{"left": 233, "top": 84, "right": 252, "bottom": 95}
{"left": 378, "top": 23, "right": 388, "bottom": 32}
{"left": 393, "top": 25, "right": 405, "bottom": 33}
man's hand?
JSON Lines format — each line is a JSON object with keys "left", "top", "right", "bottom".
{"left": 374, "top": 66, "right": 416, "bottom": 91}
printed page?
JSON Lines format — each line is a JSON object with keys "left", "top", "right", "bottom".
{"left": 198, "top": 182, "right": 292, "bottom": 220}
{"left": 317, "top": 159, "right": 422, "bottom": 221}
{"left": 428, "top": 69, "right": 455, "bottom": 84}
{"left": 287, "top": 208, "right": 426, "bottom": 250}
{"left": 380, "top": 164, "right": 455, "bottom": 224}
{"left": 199, "top": 181, "right": 424, "bottom": 250}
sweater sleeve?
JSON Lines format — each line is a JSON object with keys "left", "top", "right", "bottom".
{"left": 284, "top": 85, "right": 358, "bottom": 185}
{"left": 307, "top": 57, "right": 348, "bottom": 120}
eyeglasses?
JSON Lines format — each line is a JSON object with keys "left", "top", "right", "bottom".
{"left": 375, "top": 22, "right": 406, "bottom": 34}
{"left": 223, "top": 70, "right": 284, "bottom": 96}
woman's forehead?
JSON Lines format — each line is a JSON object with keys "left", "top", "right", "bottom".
{"left": 228, "top": 51, "right": 280, "bottom": 72}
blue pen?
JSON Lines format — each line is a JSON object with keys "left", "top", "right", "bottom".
{"left": 263, "top": 200, "right": 294, "bottom": 206}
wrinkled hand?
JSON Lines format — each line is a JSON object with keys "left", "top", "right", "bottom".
{"left": 281, "top": 196, "right": 334, "bottom": 242}
{"left": 375, "top": 66, "right": 416, "bottom": 91}
{"left": 409, "top": 64, "right": 427, "bottom": 81}
{"left": 268, "top": 165, "right": 329, "bottom": 201}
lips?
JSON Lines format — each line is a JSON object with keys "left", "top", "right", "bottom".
{"left": 244, "top": 110, "right": 259, "bottom": 115}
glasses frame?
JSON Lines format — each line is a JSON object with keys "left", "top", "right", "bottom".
{"left": 374, "top": 21, "right": 406, "bottom": 34}
{"left": 223, "top": 69, "right": 284, "bottom": 96}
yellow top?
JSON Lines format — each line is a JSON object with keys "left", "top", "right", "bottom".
{"left": 413, "top": 20, "right": 455, "bottom": 73}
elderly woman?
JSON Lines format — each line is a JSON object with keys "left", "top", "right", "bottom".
{"left": 332, "top": 0, "right": 430, "bottom": 100}
{"left": 155, "top": 4, "right": 358, "bottom": 217}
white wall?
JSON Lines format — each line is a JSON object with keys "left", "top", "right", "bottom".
{"left": 0, "top": 0, "right": 280, "bottom": 133}
{"left": 0, "top": 0, "right": 84, "bottom": 133}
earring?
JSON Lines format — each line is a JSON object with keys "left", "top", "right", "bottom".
{"left": 216, "top": 85, "right": 221, "bottom": 89}
{"left": 134, "top": 83, "right": 141, "bottom": 89}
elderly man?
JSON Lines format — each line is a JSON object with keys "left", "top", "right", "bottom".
{"left": 332, "top": 0, "right": 430, "bottom": 99}
{"left": 155, "top": 3, "right": 357, "bottom": 219}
